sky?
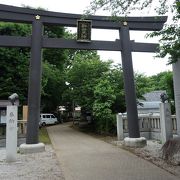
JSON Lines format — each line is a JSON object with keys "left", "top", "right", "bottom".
{"left": 0, "top": 0, "right": 172, "bottom": 76}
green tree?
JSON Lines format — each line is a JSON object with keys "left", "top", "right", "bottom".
{"left": 0, "top": 23, "right": 31, "bottom": 103}
{"left": 65, "top": 50, "right": 111, "bottom": 112}
{"left": 148, "top": 71, "right": 175, "bottom": 113}
{"left": 134, "top": 71, "right": 175, "bottom": 113}
{"left": 147, "top": 1, "right": 180, "bottom": 63}
{"left": 93, "top": 79, "right": 116, "bottom": 134}
{"left": 41, "top": 61, "right": 65, "bottom": 112}
{"left": 0, "top": 22, "right": 68, "bottom": 112}
{"left": 41, "top": 25, "right": 68, "bottom": 112}
{"left": 108, "top": 65, "right": 126, "bottom": 113}
{"left": 148, "top": 71, "right": 174, "bottom": 100}
{"left": 64, "top": 52, "right": 127, "bottom": 133}
{"left": 86, "top": 0, "right": 177, "bottom": 16}
{"left": 134, "top": 73, "right": 153, "bottom": 99}
{"left": 43, "top": 25, "right": 68, "bottom": 69}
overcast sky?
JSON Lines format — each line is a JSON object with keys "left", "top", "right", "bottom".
{"left": 0, "top": 0, "right": 172, "bottom": 76}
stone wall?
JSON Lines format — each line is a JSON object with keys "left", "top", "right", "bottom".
{"left": 116, "top": 105, "right": 177, "bottom": 142}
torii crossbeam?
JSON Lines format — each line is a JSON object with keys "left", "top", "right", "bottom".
{"left": 0, "top": 4, "right": 167, "bottom": 144}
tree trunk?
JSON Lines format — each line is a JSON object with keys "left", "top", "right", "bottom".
{"left": 173, "top": 59, "right": 180, "bottom": 136}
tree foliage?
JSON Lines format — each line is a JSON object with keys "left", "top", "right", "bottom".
{"left": 148, "top": 71, "right": 174, "bottom": 100}
{"left": 43, "top": 25, "right": 68, "bottom": 69}
{"left": 64, "top": 51, "right": 127, "bottom": 133}
{"left": 93, "top": 78, "right": 116, "bottom": 134}
{"left": 64, "top": 50, "right": 110, "bottom": 112}
{"left": 64, "top": 47, "right": 174, "bottom": 133}
{"left": 134, "top": 73, "right": 152, "bottom": 99}
{"left": 147, "top": 1, "right": 180, "bottom": 63}
{"left": 0, "top": 22, "right": 68, "bottom": 112}
{"left": 0, "top": 23, "right": 31, "bottom": 103}
{"left": 41, "top": 61, "right": 65, "bottom": 112}
{"left": 134, "top": 71, "right": 174, "bottom": 102}
{"left": 86, "top": 0, "right": 177, "bottom": 16}
{"left": 107, "top": 65, "right": 126, "bottom": 113}
{"left": 41, "top": 25, "right": 68, "bottom": 112}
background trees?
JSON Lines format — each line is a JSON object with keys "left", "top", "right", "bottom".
{"left": 148, "top": 71, "right": 174, "bottom": 100}
{"left": 64, "top": 50, "right": 110, "bottom": 112}
{"left": 41, "top": 25, "right": 68, "bottom": 112}
{"left": 0, "top": 23, "right": 31, "bottom": 104}
{"left": 64, "top": 51, "right": 126, "bottom": 133}
{"left": 93, "top": 78, "right": 116, "bottom": 134}
{"left": 0, "top": 22, "right": 68, "bottom": 112}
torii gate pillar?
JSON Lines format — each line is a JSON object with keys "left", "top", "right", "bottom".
{"left": 120, "top": 25, "right": 140, "bottom": 138}
{"left": 20, "top": 18, "right": 45, "bottom": 153}
{"left": 120, "top": 25, "right": 146, "bottom": 147}
{"left": 26, "top": 18, "right": 43, "bottom": 144}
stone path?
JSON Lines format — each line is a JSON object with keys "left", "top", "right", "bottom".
{"left": 47, "top": 123, "right": 178, "bottom": 180}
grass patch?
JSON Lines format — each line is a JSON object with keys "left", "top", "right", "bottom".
{"left": 39, "top": 127, "right": 51, "bottom": 144}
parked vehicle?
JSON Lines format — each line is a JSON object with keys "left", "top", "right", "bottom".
{"left": 40, "top": 113, "right": 58, "bottom": 126}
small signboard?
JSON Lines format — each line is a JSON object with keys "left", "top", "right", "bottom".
{"left": 77, "top": 20, "right": 91, "bottom": 42}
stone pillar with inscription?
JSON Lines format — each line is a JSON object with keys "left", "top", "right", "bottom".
{"left": 6, "top": 106, "right": 18, "bottom": 162}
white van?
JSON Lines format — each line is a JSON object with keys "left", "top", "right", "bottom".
{"left": 40, "top": 113, "right": 58, "bottom": 126}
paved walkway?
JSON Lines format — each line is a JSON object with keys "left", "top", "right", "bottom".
{"left": 47, "top": 123, "right": 178, "bottom": 180}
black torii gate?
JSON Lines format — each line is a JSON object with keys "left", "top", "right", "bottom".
{"left": 0, "top": 4, "right": 167, "bottom": 144}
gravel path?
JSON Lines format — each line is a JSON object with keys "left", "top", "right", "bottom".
{"left": 0, "top": 145, "right": 65, "bottom": 180}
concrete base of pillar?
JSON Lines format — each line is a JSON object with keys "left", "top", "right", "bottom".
{"left": 124, "top": 137, "right": 147, "bottom": 148}
{"left": 19, "top": 143, "right": 45, "bottom": 154}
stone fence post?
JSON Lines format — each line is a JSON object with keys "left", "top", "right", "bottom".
{"left": 116, "top": 113, "right": 124, "bottom": 140}
{"left": 160, "top": 102, "right": 173, "bottom": 143}
{"left": 173, "top": 59, "right": 180, "bottom": 136}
